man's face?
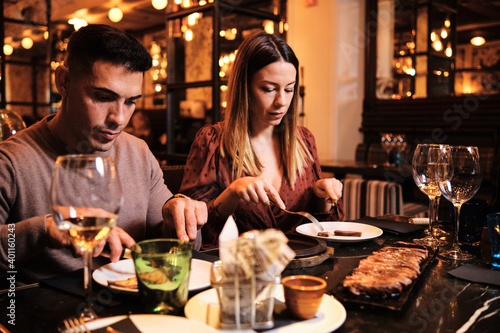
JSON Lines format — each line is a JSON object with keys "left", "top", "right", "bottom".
{"left": 64, "top": 60, "right": 144, "bottom": 152}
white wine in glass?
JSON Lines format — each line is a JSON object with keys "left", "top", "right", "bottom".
{"left": 437, "top": 146, "right": 482, "bottom": 261}
{"left": 412, "top": 144, "right": 448, "bottom": 247}
{"left": 50, "top": 155, "right": 122, "bottom": 320}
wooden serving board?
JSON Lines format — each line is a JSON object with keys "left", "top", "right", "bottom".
{"left": 286, "top": 247, "right": 335, "bottom": 268}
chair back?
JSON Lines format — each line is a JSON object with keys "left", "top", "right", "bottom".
{"left": 162, "top": 165, "right": 185, "bottom": 194}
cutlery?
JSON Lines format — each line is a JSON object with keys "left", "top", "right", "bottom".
{"left": 60, "top": 316, "right": 90, "bottom": 333}
{"left": 0, "top": 282, "right": 39, "bottom": 295}
{"left": 329, "top": 199, "right": 340, "bottom": 221}
{"left": 271, "top": 201, "right": 324, "bottom": 232}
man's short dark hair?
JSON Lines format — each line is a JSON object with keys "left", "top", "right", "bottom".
{"left": 65, "top": 24, "right": 152, "bottom": 76}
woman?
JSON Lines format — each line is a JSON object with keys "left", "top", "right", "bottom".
{"left": 180, "top": 31, "right": 344, "bottom": 249}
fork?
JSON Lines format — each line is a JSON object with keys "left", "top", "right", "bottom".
{"left": 270, "top": 201, "right": 324, "bottom": 232}
{"left": 60, "top": 317, "right": 90, "bottom": 333}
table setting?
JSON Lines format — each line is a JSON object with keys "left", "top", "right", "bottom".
{"left": 2, "top": 147, "right": 500, "bottom": 333}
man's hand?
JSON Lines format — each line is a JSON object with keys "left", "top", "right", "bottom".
{"left": 46, "top": 215, "right": 72, "bottom": 249}
{"left": 162, "top": 196, "right": 208, "bottom": 242}
{"left": 94, "top": 226, "right": 135, "bottom": 263}
{"left": 46, "top": 215, "right": 135, "bottom": 261}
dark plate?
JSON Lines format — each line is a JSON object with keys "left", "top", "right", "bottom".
{"left": 332, "top": 241, "right": 437, "bottom": 311}
{"left": 286, "top": 233, "right": 327, "bottom": 258}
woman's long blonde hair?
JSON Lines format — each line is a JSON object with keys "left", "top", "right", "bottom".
{"left": 220, "top": 31, "right": 313, "bottom": 188}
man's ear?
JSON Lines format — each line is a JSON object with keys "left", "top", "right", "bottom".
{"left": 54, "top": 65, "right": 70, "bottom": 97}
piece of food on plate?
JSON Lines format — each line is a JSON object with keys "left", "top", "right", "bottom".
{"left": 108, "top": 276, "right": 138, "bottom": 289}
{"left": 343, "top": 243, "right": 429, "bottom": 297}
{"left": 334, "top": 230, "right": 362, "bottom": 237}
{"left": 138, "top": 269, "right": 168, "bottom": 284}
{"left": 317, "top": 231, "right": 330, "bottom": 237}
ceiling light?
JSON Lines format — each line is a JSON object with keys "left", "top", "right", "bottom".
{"left": 21, "top": 37, "right": 33, "bottom": 49}
{"left": 108, "top": 7, "right": 123, "bottom": 23}
{"left": 470, "top": 36, "right": 485, "bottom": 46}
{"left": 3, "top": 44, "right": 13, "bottom": 56}
{"left": 152, "top": 0, "right": 167, "bottom": 10}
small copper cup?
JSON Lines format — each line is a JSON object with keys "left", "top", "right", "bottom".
{"left": 282, "top": 275, "right": 326, "bottom": 320}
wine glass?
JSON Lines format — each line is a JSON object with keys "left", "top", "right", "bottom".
{"left": 412, "top": 144, "right": 448, "bottom": 247}
{"left": 437, "top": 146, "right": 482, "bottom": 260}
{"left": 380, "top": 133, "right": 394, "bottom": 165}
{"left": 50, "top": 155, "right": 122, "bottom": 320}
{"left": 393, "top": 134, "right": 407, "bottom": 166}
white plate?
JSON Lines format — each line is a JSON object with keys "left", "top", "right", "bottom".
{"left": 296, "top": 221, "right": 383, "bottom": 243}
{"left": 184, "top": 285, "right": 346, "bottom": 333}
{"left": 85, "top": 314, "right": 218, "bottom": 332}
{"left": 92, "top": 258, "right": 212, "bottom": 293}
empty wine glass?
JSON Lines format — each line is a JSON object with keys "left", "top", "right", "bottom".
{"left": 437, "top": 146, "right": 482, "bottom": 260}
{"left": 50, "top": 155, "right": 123, "bottom": 320}
{"left": 380, "top": 133, "right": 394, "bottom": 165}
{"left": 393, "top": 134, "right": 407, "bottom": 166}
{"left": 412, "top": 144, "right": 448, "bottom": 247}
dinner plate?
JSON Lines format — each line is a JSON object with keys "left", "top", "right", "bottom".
{"left": 184, "top": 285, "right": 346, "bottom": 333}
{"left": 296, "top": 221, "right": 383, "bottom": 243}
{"left": 92, "top": 258, "right": 212, "bottom": 293}
{"left": 85, "top": 314, "right": 218, "bottom": 332}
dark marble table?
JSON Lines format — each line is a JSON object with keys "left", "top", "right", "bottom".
{"left": 1, "top": 229, "right": 499, "bottom": 333}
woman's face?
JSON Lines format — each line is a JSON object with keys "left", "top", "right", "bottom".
{"left": 249, "top": 61, "right": 296, "bottom": 133}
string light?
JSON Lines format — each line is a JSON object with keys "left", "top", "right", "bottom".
{"left": 440, "top": 28, "right": 448, "bottom": 39}
{"left": 263, "top": 20, "right": 274, "bottom": 34}
{"left": 470, "top": 36, "right": 485, "bottom": 46}
{"left": 3, "top": 44, "right": 13, "bottom": 56}
{"left": 445, "top": 43, "right": 452, "bottom": 57}
{"left": 68, "top": 18, "right": 88, "bottom": 30}
{"left": 152, "top": 0, "right": 167, "bottom": 10}
{"left": 108, "top": 7, "right": 123, "bottom": 23}
{"left": 21, "top": 37, "right": 33, "bottom": 49}
{"left": 433, "top": 40, "right": 443, "bottom": 52}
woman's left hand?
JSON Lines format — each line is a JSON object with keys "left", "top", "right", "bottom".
{"left": 313, "top": 178, "right": 343, "bottom": 202}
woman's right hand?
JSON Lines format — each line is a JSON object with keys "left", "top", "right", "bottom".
{"left": 214, "top": 177, "right": 285, "bottom": 218}
{"left": 228, "top": 177, "right": 285, "bottom": 208}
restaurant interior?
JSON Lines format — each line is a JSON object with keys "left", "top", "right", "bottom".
{"left": 1, "top": 1, "right": 500, "bottom": 332}
{"left": 1, "top": 0, "right": 498, "bottom": 218}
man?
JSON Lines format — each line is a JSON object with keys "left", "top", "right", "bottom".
{"left": 0, "top": 24, "right": 206, "bottom": 284}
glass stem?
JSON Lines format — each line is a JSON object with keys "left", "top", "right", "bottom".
{"left": 451, "top": 204, "right": 462, "bottom": 251}
{"left": 83, "top": 248, "right": 93, "bottom": 307}
{"left": 428, "top": 196, "right": 437, "bottom": 236}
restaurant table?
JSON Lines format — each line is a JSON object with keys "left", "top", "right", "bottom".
{"left": 1, "top": 227, "right": 499, "bottom": 333}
